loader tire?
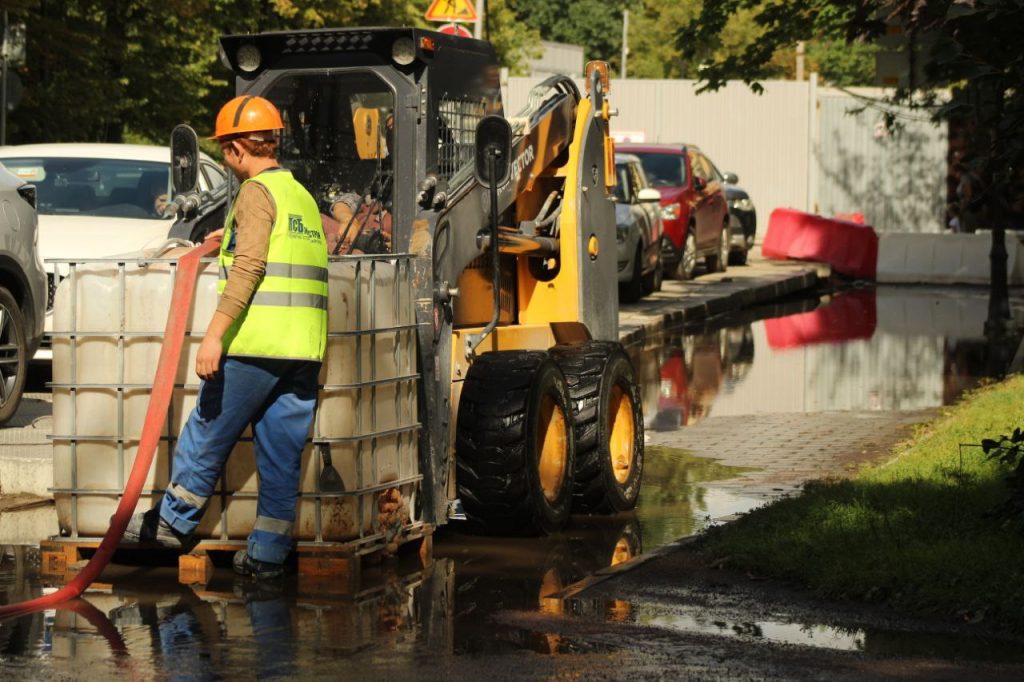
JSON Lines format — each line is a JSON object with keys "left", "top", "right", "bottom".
{"left": 551, "top": 341, "right": 644, "bottom": 514}
{"left": 456, "top": 351, "right": 575, "bottom": 535}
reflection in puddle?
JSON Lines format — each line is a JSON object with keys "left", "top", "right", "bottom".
{"left": 642, "top": 609, "right": 867, "bottom": 651}
{"left": 630, "top": 606, "right": 1024, "bottom": 663}
{"left": 629, "top": 286, "right": 1024, "bottom": 432}
{"left": 635, "top": 446, "right": 759, "bottom": 549}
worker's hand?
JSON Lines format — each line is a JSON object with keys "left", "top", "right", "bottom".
{"left": 196, "top": 334, "right": 223, "bottom": 381}
{"left": 204, "top": 228, "right": 225, "bottom": 243}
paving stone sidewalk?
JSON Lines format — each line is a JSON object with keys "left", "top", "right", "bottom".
{"left": 649, "top": 409, "right": 936, "bottom": 505}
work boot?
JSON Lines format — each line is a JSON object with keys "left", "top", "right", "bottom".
{"left": 233, "top": 550, "right": 285, "bottom": 580}
{"left": 122, "top": 509, "right": 195, "bottom": 550}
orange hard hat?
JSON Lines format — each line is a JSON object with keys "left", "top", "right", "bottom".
{"left": 210, "top": 95, "right": 284, "bottom": 140}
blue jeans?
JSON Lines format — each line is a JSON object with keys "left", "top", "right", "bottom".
{"left": 159, "top": 357, "right": 319, "bottom": 564}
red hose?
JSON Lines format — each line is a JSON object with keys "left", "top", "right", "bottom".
{"left": 0, "top": 239, "right": 221, "bottom": 619}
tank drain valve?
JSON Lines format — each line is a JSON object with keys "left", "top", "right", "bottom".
{"left": 447, "top": 498, "right": 467, "bottom": 521}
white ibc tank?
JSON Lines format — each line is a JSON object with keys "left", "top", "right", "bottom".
{"left": 51, "top": 249, "right": 421, "bottom": 547}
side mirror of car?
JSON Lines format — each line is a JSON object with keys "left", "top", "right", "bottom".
{"left": 170, "top": 124, "right": 200, "bottom": 196}
{"left": 693, "top": 176, "right": 707, "bottom": 192}
{"left": 723, "top": 172, "right": 739, "bottom": 184}
{"left": 637, "top": 188, "right": 661, "bottom": 203}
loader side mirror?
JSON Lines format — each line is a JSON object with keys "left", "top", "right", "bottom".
{"left": 170, "top": 124, "right": 200, "bottom": 196}
{"left": 474, "top": 115, "right": 512, "bottom": 190}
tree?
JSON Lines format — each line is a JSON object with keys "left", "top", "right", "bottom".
{"left": 481, "top": 0, "right": 543, "bottom": 75}
{"left": 678, "top": 0, "right": 1024, "bottom": 339}
{"left": 510, "top": 0, "right": 631, "bottom": 69}
{"left": 5, "top": 1, "right": 422, "bottom": 145}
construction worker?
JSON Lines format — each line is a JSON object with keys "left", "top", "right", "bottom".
{"left": 125, "top": 96, "right": 328, "bottom": 580}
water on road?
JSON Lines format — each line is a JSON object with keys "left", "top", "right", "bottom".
{"left": 1, "top": 285, "right": 1022, "bottom": 677}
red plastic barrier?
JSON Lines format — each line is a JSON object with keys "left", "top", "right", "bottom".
{"left": 765, "top": 288, "right": 877, "bottom": 349}
{"left": 833, "top": 212, "right": 865, "bottom": 224}
{"left": 762, "top": 208, "right": 878, "bottom": 279}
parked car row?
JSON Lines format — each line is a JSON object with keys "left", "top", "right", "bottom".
{"left": 0, "top": 135, "right": 755, "bottom": 426}
{"left": 615, "top": 143, "right": 757, "bottom": 303}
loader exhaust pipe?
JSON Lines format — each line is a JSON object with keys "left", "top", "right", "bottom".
{"left": 465, "top": 116, "right": 513, "bottom": 359}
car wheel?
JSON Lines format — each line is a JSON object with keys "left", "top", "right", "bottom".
{"left": 0, "top": 287, "right": 28, "bottom": 425}
{"left": 674, "top": 229, "right": 697, "bottom": 280}
{"left": 620, "top": 244, "right": 644, "bottom": 303}
{"left": 641, "top": 248, "right": 662, "bottom": 294}
{"left": 707, "top": 223, "right": 729, "bottom": 273}
{"left": 728, "top": 245, "right": 749, "bottom": 266}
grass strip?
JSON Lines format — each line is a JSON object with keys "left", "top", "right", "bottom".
{"left": 700, "top": 374, "right": 1024, "bottom": 629}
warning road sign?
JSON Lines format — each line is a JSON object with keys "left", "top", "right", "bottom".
{"left": 425, "top": 0, "right": 478, "bottom": 23}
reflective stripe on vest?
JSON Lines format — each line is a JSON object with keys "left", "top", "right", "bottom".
{"left": 218, "top": 169, "right": 328, "bottom": 361}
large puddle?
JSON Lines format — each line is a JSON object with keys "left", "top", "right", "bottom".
{"left": 1, "top": 285, "right": 1022, "bottom": 675}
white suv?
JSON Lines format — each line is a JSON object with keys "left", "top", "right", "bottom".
{"left": 0, "top": 144, "right": 226, "bottom": 359}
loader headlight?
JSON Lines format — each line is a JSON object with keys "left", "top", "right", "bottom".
{"left": 392, "top": 37, "right": 416, "bottom": 66}
{"left": 236, "top": 44, "right": 262, "bottom": 73}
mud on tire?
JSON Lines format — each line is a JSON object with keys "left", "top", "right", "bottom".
{"left": 551, "top": 341, "right": 644, "bottom": 514}
{"left": 456, "top": 351, "right": 576, "bottom": 535}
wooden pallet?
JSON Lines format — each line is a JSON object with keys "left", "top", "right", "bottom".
{"left": 40, "top": 525, "right": 433, "bottom": 588}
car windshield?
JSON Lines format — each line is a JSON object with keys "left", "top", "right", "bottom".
{"left": 612, "top": 163, "right": 630, "bottom": 203}
{"left": 0, "top": 157, "right": 171, "bottom": 219}
{"left": 631, "top": 152, "right": 686, "bottom": 188}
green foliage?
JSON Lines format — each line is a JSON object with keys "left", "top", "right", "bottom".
{"left": 701, "top": 374, "right": 1024, "bottom": 630}
{"left": 805, "top": 39, "right": 878, "bottom": 86}
{"left": 480, "top": 0, "right": 543, "bottom": 76}
{"left": 983, "top": 427, "right": 1024, "bottom": 530}
{"left": 511, "top": 0, "right": 630, "bottom": 67}
{"left": 677, "top": 0, "right": 1024, "bottom": 225}
{"left": 3, "top": 0, "right": 532, "bottom": 145}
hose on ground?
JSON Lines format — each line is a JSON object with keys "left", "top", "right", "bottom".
{"left": 0, "top": 239, "right": 221, "bottom": 620}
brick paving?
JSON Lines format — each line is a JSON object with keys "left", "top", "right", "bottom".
{"left": 648, "top": 409, "right": 936, "bottom": 506}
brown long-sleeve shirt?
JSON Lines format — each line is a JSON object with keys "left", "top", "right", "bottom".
{"left": 216, "top": 180, "right": 275, "bottom": 321}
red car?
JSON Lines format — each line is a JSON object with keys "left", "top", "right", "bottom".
{"left": 617, "top": 143, "right": 731, "bottom": 279}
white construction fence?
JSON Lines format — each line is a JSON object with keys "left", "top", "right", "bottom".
{"left": 503, "top": 76, "right": 949, "bottom": 234}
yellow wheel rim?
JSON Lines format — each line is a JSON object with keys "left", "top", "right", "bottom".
{"left": 537, "top": 394, "right": 569, "bottom": 503}
{"left": 608, "top": 384, "right": 636, "bottom": 485}
{"left": 610, "top": 537, "right": 634, "bottom": 567}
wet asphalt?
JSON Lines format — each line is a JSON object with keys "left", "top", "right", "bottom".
{"left": 2, "top": 283, "right": 1024, "bottom": 678}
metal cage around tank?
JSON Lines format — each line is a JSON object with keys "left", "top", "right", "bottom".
{"left": 47, "top": 250, "right": 424, "bottom": 556}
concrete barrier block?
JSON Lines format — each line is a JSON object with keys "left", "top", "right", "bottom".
{"left": 877, "top": 232, "right": 1024, "bottom": 285}
{"left": 0, "top": 444, "right": 53, "bottom": 496}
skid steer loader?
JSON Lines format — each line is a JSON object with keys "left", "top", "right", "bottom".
{"left": 172, "top": 27, "right": 644, "bottom": 537}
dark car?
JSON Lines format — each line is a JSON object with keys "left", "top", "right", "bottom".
{"left": 613, "top": 153, "right": 663, "bottom": 302}
{"left": 724, "top": 179, "right": 756, "bottom": 265}
{"left": 618, "top": 143, "right": 732, "bottom": 280}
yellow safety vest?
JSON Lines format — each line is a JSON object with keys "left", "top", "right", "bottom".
{"left": 218, "top": 169, "right": 327, "bottom": 361}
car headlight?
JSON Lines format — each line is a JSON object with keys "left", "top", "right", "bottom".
{"left": 661, "top": 202, "right": 681, "bottom": 220}
{"left": 729, "top": 197, "right": 753, "bottom": 211}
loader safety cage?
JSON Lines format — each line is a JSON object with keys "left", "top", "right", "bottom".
{"left": 46, "top": 252, "right": 423, "bottom": 555}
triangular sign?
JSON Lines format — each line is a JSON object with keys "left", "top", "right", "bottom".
{"left": 425, "top": 0, "right": 478, "bottom": 23}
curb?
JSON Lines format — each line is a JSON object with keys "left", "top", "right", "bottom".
{"left": 618, "top": 269, "right": 821, "bottom": 347}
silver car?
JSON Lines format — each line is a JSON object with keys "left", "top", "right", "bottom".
{"left": 614, "top": 154, "right": 663, "bottom": 302}
{"left": 0, "top": 163, "right": 46, "bottom": 424}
